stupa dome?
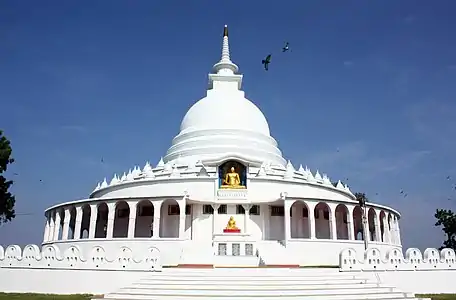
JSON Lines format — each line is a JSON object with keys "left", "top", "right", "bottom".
{"left": 163, "top": 25, "right": 285, "bottom": 166}
{"left": 179, "top": 93, "right": 270, "bottom": 136}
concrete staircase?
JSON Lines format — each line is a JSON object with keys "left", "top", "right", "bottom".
{"left": 100, "top": 268, "right": 426, "bottom": 300}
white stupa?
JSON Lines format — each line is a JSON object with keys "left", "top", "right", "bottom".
{"left": 39, "top": 24, "right": 402, "bottom": 267}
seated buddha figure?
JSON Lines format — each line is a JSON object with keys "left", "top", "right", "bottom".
{"left": 221, "top": 166, "right": 246, "bottom": 189}
{"left": 226, "top": 216, "right": 238, "bottom": 230}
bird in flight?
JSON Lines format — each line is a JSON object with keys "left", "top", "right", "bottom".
{"left": 282, "top": 42, "right": 290, "bottom": 52}
{"left": 262, "top": 54, "right": 272, "bottom": 71}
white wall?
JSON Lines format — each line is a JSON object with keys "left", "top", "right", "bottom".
{"left": 0, "top": 268, "right": 145, "bottom": 295}
{"left": 339, "top": 246, "right": 456, "bottom": 294}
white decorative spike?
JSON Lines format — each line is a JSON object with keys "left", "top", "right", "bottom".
{"left": 132, "top": 166, "right": 141, "bottom": 178}
{"left": 256, "top": 163, "right": 267, "bottom": 177}
{"left": 120, "top": 172, "right": 127, "bottom": 182}
{"left": 93, "top": 182, "right": 101, "bottom": 192}
{"left": 298, "top": 164, "right": 305, "bottom": 174}
{"left": 170, "top": 164, "right": 180, "bottom": 177}
{"left": 322, "top": 173, "right": 331, "bottom": 185}
{"left": 314, "top": 170, "right": 323, "bottom": 182}
{"left": 307, "top": 169, "right": 315, "bottom": 182}
{"left": 156, "top": 157, "right": 164, "bottom": 168}
{"left": 143, "top": 161, "right": 154, "bottom": 178}
{"left": 286, "top": 160, "right": 295, "bottom": 171}
{"left": 336, "top": 180, "right": 344, "bottom": 189}
{"left": 101, "top": 178, "right": 108, "bottom": 188}
{"left": 110, "top": 174, "right": 119, "bottom": 185}
{"left": 164, "top": 162, "right": 172, "bottom": 172}
{"left": 196, "top": 160, "right": 204, "bottom": 167}
{"left": 198, "top": 165, "right": 209, "bottom": 177}
{"left": 345, "top": 184, "right": 352, "bottom": 193}
{"left": 284, "top": 160, "right": 295, "bottom": 179}
{"left": 126, "top": 169, "right": 134, "bottom": 181}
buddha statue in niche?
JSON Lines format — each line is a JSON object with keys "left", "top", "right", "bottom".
{"left": 226, "top": 216, "right": 238, "bottom": 230}
{"left": 221, "top": 166, "right": 246, "bottom": 189}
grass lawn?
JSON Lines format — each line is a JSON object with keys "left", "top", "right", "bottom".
{"left": 417, "top": 295, "right": 456, "bottom": 300}
{"left": 0, "top": 294, "right": 94, "bottom": 299}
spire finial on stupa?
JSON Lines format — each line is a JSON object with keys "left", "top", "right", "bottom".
{"left": 212, "top": 24, "right": 239, "bottom": 75}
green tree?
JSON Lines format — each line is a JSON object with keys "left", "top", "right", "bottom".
{"left": 434, "top": 209, "right": 456, "bottom": 250}
{"left": 354, "top": 192, "right": 368, "bottom": 206}
{"left": 0, "top": 130, "right": 15, "bottom": 224}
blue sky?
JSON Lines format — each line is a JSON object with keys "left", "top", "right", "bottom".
{"left": 0, "top": 0, "right": 455, "bottom": 250}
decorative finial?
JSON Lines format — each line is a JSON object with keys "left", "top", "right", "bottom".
{"left": 212, "top": 24, "right": 238, "bottom": 75}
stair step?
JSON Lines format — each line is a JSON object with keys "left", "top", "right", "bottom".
{"left": 106, "top": 289, "right": 406, "bottom": 297}
{"left": 135, "top": 279, "right": 371, "bottom": 285}
{"left": 141, "top": 275, "right": 363, "bottom": 281}
{"left": 103, "top": 293, "right": 416, "bottom": 300}
{"left": 122, "top": 283, "right": 395, "bottom": 291}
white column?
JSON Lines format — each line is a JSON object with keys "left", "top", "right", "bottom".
{"left": 328, "top": 203, "right": 337, "bottom": 240}
{"left": 74, "top": 206, "right": 83, "bottom": 239}
{"left": 152, "top": 200, "right": 163, "bottom": 238}
{"left": 48, "top": 212, "right": 55, "bottom": 241}
{"left": 393, "top": 216, "right": 399, "bottom": 245}
{"left": 53, "top": 211, "right": 61, "bottom": 241}
{"left": 88, "top": 204, "right": 97, "bottom": 239}
{"left": 43, "top": 215, "right": 50, "bottom": 243}
{"left": 396, "top": 217, "right": 402, "bottom": 245}
{"left": 283, "top": 195, "right": 291, "bottom": 245}
{"left": 374, "top": 211, "right": 381, "bottom": 242}
{"left": 242, "top": 204, "right": 251, "bottom": 234}
{"left": 127, "top": 201, "right": 137, "bottom": 238}
{"left": 178, "top": 197, "right": 187, "bottom": 239}
{"left": 62, "top": 208, "right": 71, "bottom": 240}
{"left": 106, "top": 202, "right": 116, "bottom": 239}
{"left": 307, "top": 202, "right": 316, "bottom": 239}
{"left": 383, "top": 215, "right": 390, "bottom": 243}
{"left": 262, "top": 204, "right": 269, "bottom": 239}
{"left": 212, "top": 204, "right": 220, "bottom": 236}
{"left": 346, "top": 205, "right": 355, "bottom": 240}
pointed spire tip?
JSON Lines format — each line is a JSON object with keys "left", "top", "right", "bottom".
{"left": 223, "top": 25, "right": 228, "bottom": 37}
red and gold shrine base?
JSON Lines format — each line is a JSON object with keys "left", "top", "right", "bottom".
{"left": 223, "top": 228, "right": 241, "bottom": 233}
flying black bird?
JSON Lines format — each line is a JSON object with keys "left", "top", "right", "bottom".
{"left": 101, "top": 158, "right": 104, "bottom": 163}
{"left": 446, "top": 176, "right": 451, "bottom": 180}
{"left": 262, "top": 54, "right": 271, "bottom": 71}
{"left": 282, "top": 42, "right": 290, "bottom": 52}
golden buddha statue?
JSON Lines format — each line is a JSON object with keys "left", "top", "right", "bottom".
{"left": 226, "top": 216, "right": 238, "bottom": 230}
{"left": 221, "top": 166, "right": 246, "bottom": 189}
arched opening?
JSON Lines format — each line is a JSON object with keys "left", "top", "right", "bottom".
{"left": 160, "top": 199, "right": 179, "bottom": 238}
{"left": 314, "top": 202, "right": 330, "bottom": 239}
{"left": 335, "top": 204, "right": 349, "bottom": 240}
{"left": 135, "top": 200, "right": 154, "bottom": 237}
{"left": 80, "top": 204, "right": 91, "bottom": 239}
{"left": 290, "top": 201, "right": 310, "bottom": 238}
{"left": 68, "top": 206, "right": 76, "bottom": 239}
{"left": 353, "top": 206, "right": 363, "bottom": 240}
{"left": 368, "top": 208, "right": 377, "bottom": 241}
{"left": 95, "top": 203, "right": 108, "bottom": 238}
{"left": 113, "top": 201, "right": 129, "bottom": 238}
{"left": 379, "top": 210, "right": 386, "bottom": 242}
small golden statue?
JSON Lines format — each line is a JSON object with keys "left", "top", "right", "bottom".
{"left": 226, "top": 216, "right": 238, "bottom": 230}
{"left": 220, "top": 166, "right": 246, "bottom": 189}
